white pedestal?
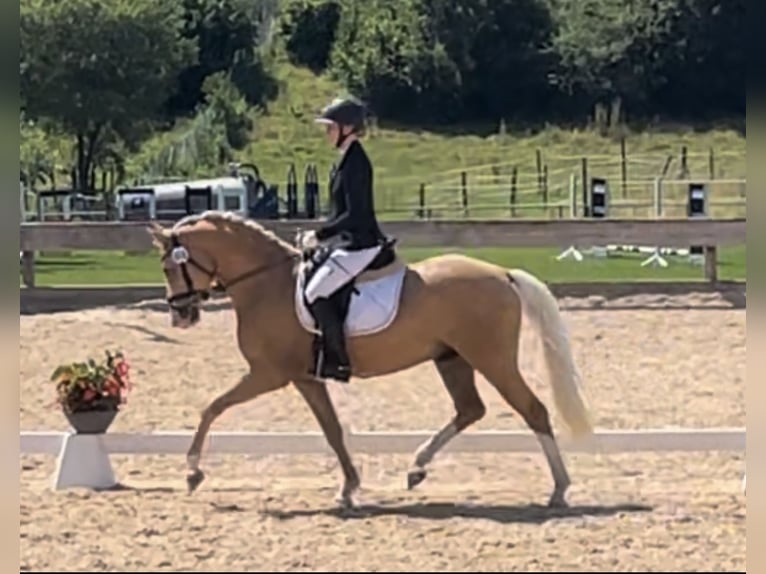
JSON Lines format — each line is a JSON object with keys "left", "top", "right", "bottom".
{"left": 53, "top": 433, "right": 116, "bottom": 490}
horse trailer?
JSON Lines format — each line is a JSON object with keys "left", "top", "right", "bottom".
{"left": 115, "top": 164, "right": 268, "bottom": 222}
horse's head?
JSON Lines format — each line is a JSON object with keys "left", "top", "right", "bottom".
{"left": 147, "top": 220, "right": 220, "bottom": 329}
{"left": 147, "top": 211, "right": 301, "bottom": 328}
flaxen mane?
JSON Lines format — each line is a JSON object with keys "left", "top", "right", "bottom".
{"left": 171, "top": 210, "right": 299, "bottom": 255}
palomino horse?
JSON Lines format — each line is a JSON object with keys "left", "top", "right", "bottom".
{"left": 147, "top": 210, "right": 593, "bottom": 508}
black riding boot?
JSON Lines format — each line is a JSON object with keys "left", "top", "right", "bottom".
{"left": 310, "top": 298, "right": 351, "bottom": 383}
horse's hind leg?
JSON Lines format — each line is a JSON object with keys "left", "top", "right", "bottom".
{"left": 480, "top": 358, "right": 571, "bottom": 508}
{"left": 407, "top": 352, "right": 486, "bottom": 489}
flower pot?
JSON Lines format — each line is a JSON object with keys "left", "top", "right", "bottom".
{"left": 64, "top": 409, "right": 118, "bottom": 435}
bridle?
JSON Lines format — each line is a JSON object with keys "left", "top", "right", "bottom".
{"left": 161, "top": 232, "right": 297, "bottom": 313}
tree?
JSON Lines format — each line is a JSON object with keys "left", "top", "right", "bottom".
{"left": 279, "top": 0, "right": 342, "bottom": 73}
{"left": 330, "top": 0, "right": 466, "bottom": 123}
{"left": 649, "top": 0, "right": 745, "bottom": 118}
{"left": 329, "top": 0, "right": 556, "bottom": 124}
{"left": 20, "top": 0, "right": 195, "bottom": 191}
{"left": 548, "top": 0, "right": 657, "bottom": 115}
{"left": 166, "top": 0, "right": 279, "bottom": 116}
{"left": 547, "top": 0, "right": 745, "bottom": 120}
{"left": 420, "top": 0, "right": 557, "bottom": 122}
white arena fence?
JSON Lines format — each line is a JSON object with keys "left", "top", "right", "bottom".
{"left": 20, "top": 427, "right": 746, "bottom": 491}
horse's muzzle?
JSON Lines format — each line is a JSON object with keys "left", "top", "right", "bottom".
{"left": 168, "top": 291, "right": 206, "bottom": 328}
{"left": 171, "top": 303, "right": 200, "bottom": 328}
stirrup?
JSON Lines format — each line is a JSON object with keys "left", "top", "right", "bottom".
{"left": 311, "top": 350, "right": 351, "bottom": 383}
{"left": 323, "top": 364, "right": 351, "bottom": 383}
{"left": 311, "top": 348, "right": 351, "bottom": 383}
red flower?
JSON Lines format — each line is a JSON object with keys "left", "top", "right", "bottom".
{"left": 116, "top": 362, "right": 129, "bottom": 377}
{"left": 51, "top": 350, "right": 133, "bottom": 412}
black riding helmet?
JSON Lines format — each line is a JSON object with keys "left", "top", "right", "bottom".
{"left": 314, "top": 96, "right": 367, "bottom": 148}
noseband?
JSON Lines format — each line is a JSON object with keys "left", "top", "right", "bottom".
{"left": 161, "top": 232, "right": 296, "bottom": 312}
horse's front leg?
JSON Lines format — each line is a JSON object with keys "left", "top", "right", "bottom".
{"left": 292, "top": 379, "right": 360, "bottom": 508}
{"left": 186, "top": 372, "right": 286, "bottom": 493}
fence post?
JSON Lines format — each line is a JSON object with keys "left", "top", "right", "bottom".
{"left": 418, "top": 183, "right": 426, "bottom": 219}
{"left": 569, "top": 173, "right": 577, "bottom": 218}
{"left": 21, "top": 251, "right": 35, "bottom": 287}
{"left": 653, "top": 177, "right": 663, "bottom": 218}
{"left": 581, "top": 157, "right": 589, "bottom": 217}
{"left": 461, "top": 171, "right": 468, "bottom": 217}
{"left": 286, "top": 164, "right": 298, "bottom": 218}
{"left": 536, "top": 149, "right": 543, "bottom": 196}
{"left": 304, "top": 164, "right": 318, "bottom": 219}
{"left": 620, "top": 136, "right": 628, "bottom": 197}
{"left": 510, "top": 167, "right": 518, "bottom": 218}
{"left": 704, "top": 246, "right": 718, "bottom": 282}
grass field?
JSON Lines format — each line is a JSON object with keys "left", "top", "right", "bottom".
{"left": 23, "top": 245, "right": 746, "bottom": 287}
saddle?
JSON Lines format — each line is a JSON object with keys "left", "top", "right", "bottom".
{"left": 296, "top": 237, "right": 406, "bottom": 338}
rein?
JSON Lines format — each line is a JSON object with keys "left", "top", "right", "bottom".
{"left": 162, "top": 232, "right": 298, "bottom": 311}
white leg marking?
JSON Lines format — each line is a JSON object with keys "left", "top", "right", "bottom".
{"left": 536, "top": 432, "right": 571, "bottom": 507}
{"left": 414, "top": 422, "right": 458, "bottom": 469}
{"left": 187, "top": 454, "right": 200, "bottom": 471}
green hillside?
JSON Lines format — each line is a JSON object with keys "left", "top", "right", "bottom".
{"left": 126, "top": 58, "right": 745, "bottom": 221}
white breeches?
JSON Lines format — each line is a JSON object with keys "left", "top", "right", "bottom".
{"left": 304, "top": 245, "right": 383, "bottom": 304}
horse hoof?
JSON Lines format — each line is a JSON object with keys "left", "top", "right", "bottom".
{"left": 407, "top": 468, "right": 427, "bottom": 490}
{"left": 547, "top": 494, "right": 568, "bottom": 509}
{"left": 187, "top": 469, "right": 205, "bottom": 494}
{"left": 335, "top": 492, "right": 357, "bottom": 510}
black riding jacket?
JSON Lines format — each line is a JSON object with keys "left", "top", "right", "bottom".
{"left": 315, "top": 139, "right": 387, "bottom": 250}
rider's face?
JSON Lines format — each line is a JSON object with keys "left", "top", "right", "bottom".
{"left": 325, "top": 122, "right": 351, "bottom": 147}
{"left": 325, "top": 122, "right": 339, "bottom": 146}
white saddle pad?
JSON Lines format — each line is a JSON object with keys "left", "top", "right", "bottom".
{"left": 295, "top": 264, "right": 406, "bottom": 337}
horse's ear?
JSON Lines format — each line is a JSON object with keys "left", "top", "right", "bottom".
{"left": 146, "top": 223, "right": 168, "bottom": 249}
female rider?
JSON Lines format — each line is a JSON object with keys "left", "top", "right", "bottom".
{"left": 303, "top": 96, "right": 392, "bottom": 383}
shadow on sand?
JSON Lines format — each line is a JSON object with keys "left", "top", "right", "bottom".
{"left": 103, "top": 321, "right": 183, "bottom": 344}
{"left": 261, "top": 501, "right": 653, "bottom": 525}
{"left": 103, "top": 482, "right": 652, "bottom": 524}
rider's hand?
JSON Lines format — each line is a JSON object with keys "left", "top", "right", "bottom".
{"left": 300, "top": 230, "right": 319, "bottom": 250}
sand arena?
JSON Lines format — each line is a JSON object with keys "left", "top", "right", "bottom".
{"left": 20, "top": 291, "right": 745, "bottom": 571}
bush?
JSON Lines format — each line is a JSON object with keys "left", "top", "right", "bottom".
{"left": 202, "top": 72, "right": 254, "bottom": 151}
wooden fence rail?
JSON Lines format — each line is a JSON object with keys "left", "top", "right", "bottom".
{"left": 20, "top": 218, "right": 746, "bottom": 287}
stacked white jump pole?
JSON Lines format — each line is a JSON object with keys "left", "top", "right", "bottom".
{"left": 555, "top": 175, "right": 713, "bottom": 267}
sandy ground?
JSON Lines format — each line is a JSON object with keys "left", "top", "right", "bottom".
{"left": 20, "top": 293, "right": 746, "bottom": 571}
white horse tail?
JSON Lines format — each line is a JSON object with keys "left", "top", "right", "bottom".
{"left": 508, "top": 268, "right": 594, "bottom": 439}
